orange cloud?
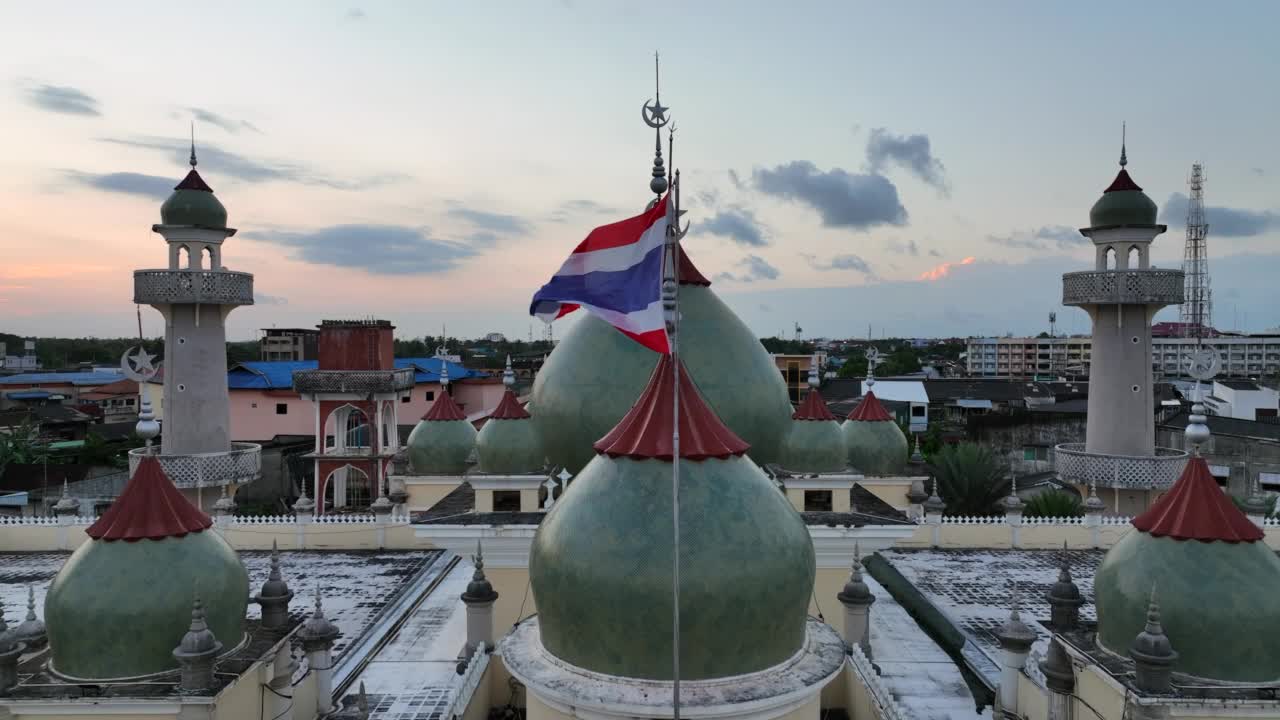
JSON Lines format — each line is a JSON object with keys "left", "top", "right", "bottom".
{"left": 918, "top": 256, "right": 975, "bottom": 281}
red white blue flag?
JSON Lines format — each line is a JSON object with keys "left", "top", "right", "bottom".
{"left": 530, "top": 195, "right": 671, "bottom": 354}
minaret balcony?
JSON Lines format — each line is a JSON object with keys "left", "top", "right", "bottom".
{"left": 1054, "top": 443, "right": 1188, "bottom": 490}
{"left": 292, "top": 368, "right": 417, "bottom": 395}
{"left": 128, "top": 442, "right": 262, "bottom": 489}
{"left": 134, "top": 269, "right": 254, "bottom": 307}
{"left": 1061, "top": 269, "right": 1183, "bottom": 307}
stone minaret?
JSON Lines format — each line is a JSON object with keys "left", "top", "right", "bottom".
{"left": 1063, "top": 140, "right": 1181, "bottom": 457}
{"left": 136, "top": 146, "right": 252, "bottom": 455}
{"left": 298, "top": 591, "right": 341, "bottom": 715}
{"left": 253, "top": 540, "right": 294, "bottom": 629}
{"left": 461, "top": 541, "right": 499, "bottom": 658}
{"left": 836, "top": 543, "right": 875, "bottom": 659}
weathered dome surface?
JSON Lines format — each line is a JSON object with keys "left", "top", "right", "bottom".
{"left": 1089, "top": 169, "right": 1158, "bottom": 228}
{"left": 476, "top": 391, "right": 544, "bottom": 474}
{"left": 160, "top": 169, "right": 228, "bottom": 228}
{"left": 1094, "top": 458, "right": 1280, "bottom": 682}
{"left": 781, "top": 389, "right": 845, "bottom": 473}
{"left": 45, "top": 458, "right": 248, "bottom": 680}
{"left": 531, "top": 256, "right": 792, "bottom": 473}
{"left": 530, "top": 357, "right": 814, "bottom": 680}
{"left": 841, "top": 392, "right": 907, "bottom": 476}
{"left": 406, "top": 394, "right": 476, "bottom": 475}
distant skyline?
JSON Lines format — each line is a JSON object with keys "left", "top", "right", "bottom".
{"left": 2, "top": 1, "right": 1278, "bottom": 341}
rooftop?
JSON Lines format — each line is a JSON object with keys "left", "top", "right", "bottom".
{"left": 0, "top": 371, "right": 124, "bottom": 387}
{"left": 228, "top": 357, "right": 480, "bottom": 390}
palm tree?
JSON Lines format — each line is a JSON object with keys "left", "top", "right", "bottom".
{"left": 1023, "top": 489, "right": 1084, "bottom": 519}
{"left": 931, "top": 442, "right": 1011, "bottom": 516}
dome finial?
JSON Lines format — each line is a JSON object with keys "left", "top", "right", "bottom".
{"left": 807, "top": 354, "right": 820, "bottom": 389}
{"left": 190, "top": 121, "right": 198, "bottom": 169}
{"left": 1119, "top": 122, "right": 1127, "bottom": 167}
{"left": 503, "top": 355, "right": 515, "bottom": 389}
{"left": 642, "top": 51, "right": 670, "bottom": 198}
{"left": 864, "top": 346, "right": 878, "bottom": 389}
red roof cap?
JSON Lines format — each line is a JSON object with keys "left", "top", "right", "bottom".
{"left": 423, "top": 391, "right": 467, "bottom": 421}
{"left": 489, "top": 389, "right": 531, "bottom": 420}
{"left": 793, "top": 388, "right": 837, "bottom": 421}
{"left": 594, "top": 354, "right": 749, "bottom": 461}
{"left": 1132, "top": 457, "right": 1264, "bottom": 543}
{"left": 846, "top": 390, "right": 894, "bottom": 422}
{"left": 86, "top": 456, "right": 212, "bottom": 542}
{"left": 1104, "top": 168, "right": 1143, "bottom": 193}
{"left": 678, "top": 246, "right": 711, "bottom": 286}
{"left": 175, "top": 169, "right": 214, "bottom": 193}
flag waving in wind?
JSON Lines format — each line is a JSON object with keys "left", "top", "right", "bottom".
{"left": 530, "top": 195, "right": 671, "bottom": 354}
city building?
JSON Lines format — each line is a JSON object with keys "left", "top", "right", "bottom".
{"left": 0, "top": 371, "right": 124, "bottom": 410}
{"left": 0, "top": 340, "right": 40, "bottom": 372}
{"left": 967, "top": 333, "right": 1280, "bottom": 379}
{"left": 1203, "top": 379, "right": 1280, "bottom": 421}
{"left": 74, "top": 377, "right": 140, "bottom": 424}
{"left": 772, "top": 352, "right": 829, "bottom": 403}
{"left": 260, "top": 327, "right": 320, "bottom": 361}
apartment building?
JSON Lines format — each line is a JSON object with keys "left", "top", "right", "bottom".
{"left": 967, "top": 334, "right": 1280, "bottom": 379}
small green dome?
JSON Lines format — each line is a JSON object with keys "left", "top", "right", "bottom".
{"left": 160, "top": 170, "right": 227, "bottom": 228}
{"left": 530, "top": 454, "right": 815, "bottom": 680}
{"left": 45, "top": 532, "right": 248, "bottom": 679}
{"left": 407, "top": 420, "right": 476, "bottom": 474}
{"left": 842, "top": 392, "right": 907, "bottom": 476}
{"left": 1095, "top": 532, "right": 1280, "bottom": 681}
{"left": 1089, "top": 169, "right": 1157, "bottom": 227}
{"left": 531, "top": 283, "right": 793, "bottom": 473}
{"left": 781, "top": 419, "right": 847, "bottom": 474}
{"left": 476, "top": 393, "right": 544, "bottom": 474}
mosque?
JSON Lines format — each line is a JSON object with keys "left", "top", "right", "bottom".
{"left": 2, "top": 73, "right": 1280, "bottom": 720}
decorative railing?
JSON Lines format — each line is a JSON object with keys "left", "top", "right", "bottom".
{"left": 1062, "top": 269, "right": 1184, "bottom": 306}
{"left": 133, "top": 269, "right": 254, "bottom": 306}
{"left": 0, "top": 515, "right": 96, "bottom": 526}
{"left": 128, "top": 443, "right": 262, "bottom": 488}
{"left": 292, "top": 368, "right": 416, "bottom": 395}
{"left": 1054, "top": 444, "right": 1188, "bottom": 490}
{"left": 441, "top": 643, "right": 489, "bottom": 720}
{"left": 848, "top": 644, "right": 909, "bottom": 720}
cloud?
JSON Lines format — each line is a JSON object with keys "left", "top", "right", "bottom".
{"left": 101, "top": 136, "right": 406, "bottom": 190}
{"left": 752, "top": 161, "right": 906, "bottom": 231}
{"left": 727, "top": 169, "right": 743, "bottom": 190}
{"left": 1161, "top": 193, "right": 1280, "bottom": 237}
{"left": 696, "top": 207, "right": 767, "bottom": 247}
{"left": 346, "top": 8, "right": 366, "bottom": 19}
{"left": 66, "top": 171, "right": 173, "bottom": 199}
{"left": 24, "top": 84, "right": 100, "bottom": 116}
{"left": 254, "top": 293, "right": 288, "bottom": 305}
{"left": 928, "top": 248, "right": 942, "bottom": 257}
{"left": 986, "top": 225, "right": 1085, "bottom": 250}
{"left": 1252, "top": 168, "right": 1265, "bottom": 177}
{"left": 918, "top": 256, "right": 975, "bottom": 281}
{"left": 865, "top": 128, "right": 949, "bottom": 195}
{"left": 547, "top": 198, "right": 620, "bottom": 223}
{"left": 189, "top": 107, "right": 260, "bottom": 134}
{"left": 244, "top": 224, "right": 478, "bottom": 274}
{"left": 804, "top": 253, "right": 876, "bottom": 276}
{"left": 694, "top": 189, "right": 720, "bottom": 209}
{"left": 714, "top": 255, "right": 780, "bottom": 283}
{"left": 886, "top": 238, "right": 920, "bottom": 256}
{"left": 446, "top": 207, "right": 533, "bottom": 236}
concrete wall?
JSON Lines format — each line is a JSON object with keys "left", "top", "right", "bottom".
{"left": 158, "top": 303, "right": 234, "bottom": 455}
{"left": 1084, "top": 303, "right": 1158, "bottom": 457}
{"left": 0, "top": 518, "right": 428, "bottom": 552}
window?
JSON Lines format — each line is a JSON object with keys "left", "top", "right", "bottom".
{"left": 276, "top": 403, "right": 288, "bottom": 415}
{"left": 425, "top": 391, "right": 435, "bottom": 401}
{"left": 803, "top": 490, "right": 833, "bottom": 512}
{"left": 911, "top": 405, "right": 926, "bottom": 417}
{"left": 401, "top": 395, "right": 410, "bottom": 403}
{"left": 125, "top": 398, "right": 135, "bottom": 406}
{"left": 1022, "top": 446, "right": 1049, "bottom": 462}
{"left": 493, "top": 490, "right": 521, "bottom": 512}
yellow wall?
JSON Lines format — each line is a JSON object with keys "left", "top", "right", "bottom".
{"left": 406, "top": 480, "right": 462, "bottom": 511}
{"left": 857, "top": 478, "right": 915, "bottom": 510}
{"left": 843, "top": 660, "right": 881, "bottom": 720}
{"left": 489, "top": 567, "right": 538, "bottom": 634}
{"left": 292, "top": 671, "right": 317, "bottom": 720}
{"left": 214, "top": 663, "right": 265, "bottom": 720}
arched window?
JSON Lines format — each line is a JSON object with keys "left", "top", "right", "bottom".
{"left": 1127, "top": 245, "right": 1140, "bottom": 270}
{"left": 178, "top": 245, "right": 192, "bottom": 269}
{"left": 202, "top": 245, "right": 215, "bottom": 271}
{"left": 345, "top": 408, "right": 369, "bottom": 449}
{"left": 1104, "top": 246, "right": 1117, "bottom": 270}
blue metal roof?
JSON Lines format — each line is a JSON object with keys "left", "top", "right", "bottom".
{"left": 227, "top": 358, "right": 481, "bottom": 390}
{"left": 0, "top": 372, "right": 123, "bottom": 386}
{"left": 5, "top": 390, "right": 55, "bottom": 400}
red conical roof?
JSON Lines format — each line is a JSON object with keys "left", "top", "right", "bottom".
{"left": 489, "top": 389, "right": 531, "bottom": 420}
{"left": 594, "top": 354, "right": 749, "bottom": 461}
{"left": 846, "top": 390, "right": 893, "bottom": 422}
{"left": 1104, "top": 168, "right": 1143, "bottom": 193}
{"left": 423, "top": 391, "right": 467, "bottom": 421}
{"left": 678, "top": 246, "right": 711, "bottom": 286}
{"left": 86, "top": 456, "right": 212, "bottom": 542}
{"left": 175, "top": 169, "right": 214, "bottom": 192}
{"left": 1132, "top": 457, "right": 1264, "bottom": 543}
{"left": 793, "top": 388, "right": 837, "bottom": 421}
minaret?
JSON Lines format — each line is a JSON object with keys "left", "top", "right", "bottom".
{"left": 1063, "top": 134, "right": 1182, "bottom": 457}
{"left": 136, "top": 141, "right": 253, "bottom": 456}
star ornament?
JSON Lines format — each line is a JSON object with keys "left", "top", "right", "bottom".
{"left": 643, "top": 99, "right": 669, "bottom": 127}
{"left": 122, "top": 346, "right": 161, "bottom": 381}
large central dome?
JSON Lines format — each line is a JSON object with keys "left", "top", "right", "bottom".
{"left": 531, "top": 250, "right": 793, "bottom": 473}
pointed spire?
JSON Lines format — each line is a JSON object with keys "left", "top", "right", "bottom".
{"left": 838, "top": 542, "right": 874, "bottom": 606}
{"left": 255, "top": 539, "right": 294, "bottom": 629}
{"left": 298, "top": 585, "right": 341, "bottom": 649}
{"left": 1119, "top": 122, "right": 1127, "bottom": 167}
{"left": 357, "top": 681, "right": 370, "bottom": 718}
{"left": 807, "top": 354, "right": 820, "bottom": 389}
{"left": 463, "top": 539, "right": 499, "bottom": 604}
{"left": 173, "top": 592, "right": 222, "bottom": 694}
{"left": 190, "top": 121, "right": 198, "bottom": 168}
{"left": 0, "top": 597, "right": 15, "bottom": 654}
{"left": 503, "top": 355, "right": 515, "bottom": 388}
{"left": 642, "top": 51, "right": 670, "bottom": 197}
{"left": 996, "top": 582, "right": 1036, "bottom": 653}
{"left": 440, "top": 360, "right": 450, "bottom": 388}
{"left": 924, "top": 476, "right": 946, "bottom": 515}
{"left": 54, "top": 477, "right": 80, "bottom": 515}
{"left": 1047, "top": 542, "right": 1084, "bottom": 632}
{"left": 1130, "top": 586, "right": 1177, "bottom": 693}
{"left": 14, "top": 584, "right": 47, "bottom": 650}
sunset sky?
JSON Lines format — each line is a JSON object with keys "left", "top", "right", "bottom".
{"left": 2, "top": 1, "right": 1278, "bottom": 341}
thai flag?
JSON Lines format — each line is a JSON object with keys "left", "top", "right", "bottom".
{"left": 530, "top": 195, "right": 671, "bottom": 354}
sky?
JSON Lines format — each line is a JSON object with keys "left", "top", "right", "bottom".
{"left": 2, "top": 1, "right": 1278, "bottom": 342}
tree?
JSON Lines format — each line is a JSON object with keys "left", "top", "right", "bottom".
{"left": 0, "top": 418, "right": 47, "bottom": 473}
{"left": 836, "top": 356, "right": 869, "bottom": 379}
{"left": 878, "top": 347, "right": 922, "bottom": 376}
{"left": 931, "top": 442, "right": 1011, "bottom": 516}
{"left": 1023, "top": 489, "right": 1084, "bottom": 518}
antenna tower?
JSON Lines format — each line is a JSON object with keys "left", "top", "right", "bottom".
{"left": 1179, "top": 163, "right": 1212, "bottom": 339}
{"left": 793, "top": 322, "right": 802, "bottom": 341}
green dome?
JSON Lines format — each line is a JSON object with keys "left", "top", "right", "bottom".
{"left": 531, "top": 284, "right": 793, "bottom": 473}
{"left": 530, "top": 454, "right": 815, "bottom": 680}
{"left": 1089, "top": 169, "right": 1157, "bottom": 227}
{"left": 781, "top": 419, "right": 847, "bottom": 473}
{"left": 160, "top": 170, "right": 227, "bottom": 228}
{"left": 842, "top": 419, "right": 908, "bottom": 476}
{"left": 45, "top": 531, "right": 248, "bottom": 679}
{"left": 407, "top": 419, "right": 476, "bottom": 474}
{"left": 476, "top": 404, "right": 545, "bottom": 474}
{"left": 1094, "top": 531, "right": 1280, "bottom": 682}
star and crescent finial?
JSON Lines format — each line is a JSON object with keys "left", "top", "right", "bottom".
{"left": 121, "top": 346, "right": 161, "bottom": 383}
